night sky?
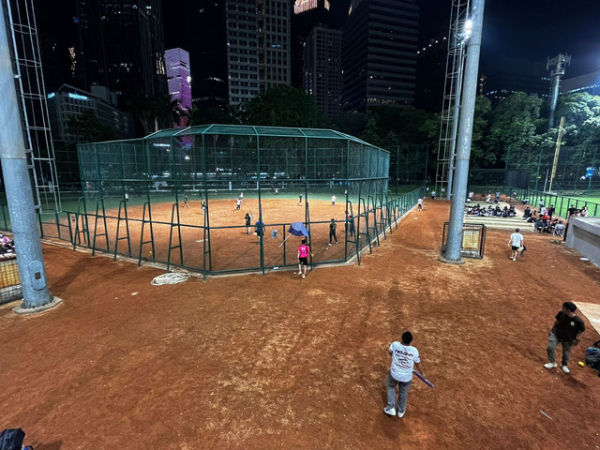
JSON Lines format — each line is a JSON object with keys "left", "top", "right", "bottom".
{"left": 37, "top": 1, "right": 600, "bottom": 88}
{"left": 419, "top": 0, "right": 600, "bottom": 77}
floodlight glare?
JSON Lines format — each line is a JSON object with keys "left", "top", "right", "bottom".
{"left": 464, "top": 19, "right": 473, "bottom": 40}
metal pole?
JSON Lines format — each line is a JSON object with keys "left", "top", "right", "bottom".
{"left": 444, "top": 0, "right": 485, "bottom": 263}
{"left": 548, "top": 116, "right": 565, "bottom": 192}
{"left": 0, "top": 0, "right": 53, "bottom": 309}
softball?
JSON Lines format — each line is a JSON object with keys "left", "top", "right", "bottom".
{"left": 578, "top": 361, "right": 585, "bottom": 367}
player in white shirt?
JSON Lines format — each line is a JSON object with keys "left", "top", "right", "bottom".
{"left": 508, "top": 228, "right": 524, "bottom": 262}
{"left": 384, "top": 331, "right": 424, "bottom": 419}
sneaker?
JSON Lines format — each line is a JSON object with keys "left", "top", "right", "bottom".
{"left": 297, "top": 271, "right": 302, "bottom": 276}
{"left": 397, "top": 410, "right": 405, "bottom": 418}
{"left": 301, "top": 274, "right": 305, "bottom": 279}
{"left": 544, "top": 362, "right": 557, "bottom": 369}
{"left": 383, "top": 406, "right": 396, "bottom": 417}
{"left": 512, "top": 257, "right": 516, "bottom": 262}
{"left": 562, "top": 365, "right": 570, "bottom": 374}
{"left": 328, "top": 243, "right": 332, "bottom": 246}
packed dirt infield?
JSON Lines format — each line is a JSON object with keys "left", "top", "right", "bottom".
{"left": 2, "top": 200, "right": 600, "bottom": 449}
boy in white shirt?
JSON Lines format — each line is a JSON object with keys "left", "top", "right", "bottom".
{"left": 384, "top": 331, "right": 424, "bottom": 418}
{"left": 508, "top": 228, "right": 524, "bottom": 262}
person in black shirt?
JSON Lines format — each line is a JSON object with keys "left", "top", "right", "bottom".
{"left": 544, "top": 301, "right": 585, "bottom": 374}
{"left": 547, "top": 205, "right": 555, "bottom": 218}
{"left": 567, "top": 205, "right": 577, "bottom": 218}
{"left": 328, "top": 218, "right": 338, "bottom": 245}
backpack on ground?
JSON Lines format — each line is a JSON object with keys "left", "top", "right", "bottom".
{"left": 585, "top": 340, "right": 600, "bottom": 377}
{"left": 0, "top": 429, "right": 25, "bottom": 450}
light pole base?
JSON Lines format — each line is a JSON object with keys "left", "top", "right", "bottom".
{"left": 439, "top": 255, "right": 465, "bottom": 265}
{"left": 13, "top": 296, "right": 62, "bottom": 315}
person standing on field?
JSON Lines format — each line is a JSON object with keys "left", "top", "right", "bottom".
{"left": 508, "top": 228, "right": 524, "bottom": 262}
{"left": 384, "top": 331, "right": 424, "bottom": 419}
{"left": 331, "top": 194, "right": 336, "bottom": 206}
{"left": 328, "top": 218, "right": 338, "bottom": 246}
{"left": 417, "top": 198, "right": 423, "bottom": 211}
{"left": 244, "top": 212, "right": 252, "bottom": 234}
{"left": 297, "top": 238, "right": 313, "bottom": 279}
{"left": 544, "top": 301, "right": 585, "bottom": 374}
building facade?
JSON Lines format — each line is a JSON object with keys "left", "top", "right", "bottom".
{"left": 165, "top": 48, "right": 192, "bottom": 126}
{"left": 46, "top": 84, "right": 135, "bottom": 182}
{"left": 75, "top": 0, "right": 167, "bottom": 104}
{"left": 304, "top": 26, "right": 342, "bottom": 118}
{"left": 342, "top": 0, "right": 419, "bottom": 111}
{"left": 257, "top": 0, "right": 291, "bottom": 91}
{"left": 226, "top": 0, "right": 260, "bottom": 106}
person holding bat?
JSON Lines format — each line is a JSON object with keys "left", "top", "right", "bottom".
{"left": 384, "top": 331, "right": 424, "bottom": 419}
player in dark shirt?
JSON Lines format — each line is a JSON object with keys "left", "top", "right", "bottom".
{"left": 544, "top": 301, "right": 585, "bottom": 374}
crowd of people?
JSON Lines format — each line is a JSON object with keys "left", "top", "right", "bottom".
{"left": 466, "top": 203, "right": 516, "bottom": 217}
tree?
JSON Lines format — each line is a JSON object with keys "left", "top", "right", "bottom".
{"left": 187, "top": 104, "right": 240, "bottom": 126}
{"left": 470, "top": 96, "right": 493, "bottom": 167}
{"left": 487, "top": 92, "right": 543, "bottom": 169}
{"left": 243, "top": 85, "right": 324, "bottom": 127}
{"left": 152, "top": 95, "right": 184, "bottom": 130}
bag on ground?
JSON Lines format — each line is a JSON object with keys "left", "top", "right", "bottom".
{"left": 0, "top": 429, "right": 25, "bottom": 450}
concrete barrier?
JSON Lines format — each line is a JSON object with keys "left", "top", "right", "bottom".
{"left": 566, "top": 217, "right": 600, "bottom": 267}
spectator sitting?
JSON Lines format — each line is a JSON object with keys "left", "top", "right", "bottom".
{"left": 524, "top": 206, "right": 531, "bottom": 218}
{"left": 535, "top": 219, "right": 544, "bottom": 233}
{"left": 509, "top": 205, "right": 516, "bottom": 217}
{"left": 554, "top": 221, "right": 565, "bottom": 237}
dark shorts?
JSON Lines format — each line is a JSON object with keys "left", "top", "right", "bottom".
{"left": 299, "top": 257, "right": 308, "bottom": 265}
{"left": 511, "top": 246, "right": 519, "bottom": 251}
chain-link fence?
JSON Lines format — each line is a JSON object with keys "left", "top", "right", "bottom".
{"left": 0, "top": 125, "right": 425, "bottom": 277}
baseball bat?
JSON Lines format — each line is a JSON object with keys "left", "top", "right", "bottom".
{"left": 413, "top": 370, "right": 434, "bottom": 388}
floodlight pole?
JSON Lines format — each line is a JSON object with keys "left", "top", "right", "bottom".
{"left": 0, "top": 0, "right": 53, "bottom": 309}
{"left": 443, "top": 0, "right": 485, "bottom": 263}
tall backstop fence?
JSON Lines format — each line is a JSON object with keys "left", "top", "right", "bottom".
{"left": 0, "top": 125, "right": 425, "bottom": 277}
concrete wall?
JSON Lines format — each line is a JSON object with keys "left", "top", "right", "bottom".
{"left": 566, "top": 217, "right": 600, "bottom": 267}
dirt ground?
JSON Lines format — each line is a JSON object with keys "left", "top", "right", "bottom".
{"left": 2, "top": 200, "right": 600, "bottom": 449}
{"left": 49, "top": 198, "right": 358, "bottom": 272}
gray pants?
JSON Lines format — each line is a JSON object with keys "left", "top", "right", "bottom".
{"left": 547, "top": 332, "right": 574, "bottom": 366}
{"left": 386, "top": 373, "right": 412, "bottom": 414}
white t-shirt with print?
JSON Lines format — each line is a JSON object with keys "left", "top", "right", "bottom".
{"left": 389, "top": 342, "right": 420, "bottom": 382}
{"left": 510, "top": 232, "right": 523, "bottom": 247}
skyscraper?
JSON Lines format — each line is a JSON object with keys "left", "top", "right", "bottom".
{"left": 75, "top": 0, "right": 167, "bottom": 104}
{"left": 190, "top": 0, "right": 289, "bottom": 108}
{"left": 304, "top": 26, "right": 342, "bottom": 118}
{"left": 227, "top": 0, "right": 260, "bottom": 106}
{"left": 165, "top": 48, "right": 192, "bottom": 126}
{"left": 257, "top": 0, "right": 291, "bottom": 91}
{"left": 342, "top": 0, "right": 419, "bottom": 111}
{"left": 291, "top": 0, "right": 332, "bottom": 88}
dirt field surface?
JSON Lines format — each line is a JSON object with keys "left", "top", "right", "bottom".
{"left": 2, "top": 200, "right": 600, "bottom": 449}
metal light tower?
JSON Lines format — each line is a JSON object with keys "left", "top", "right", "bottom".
{"left": 547, "top": 53, "right": 570, "bottom": 129}
{"left": 0, "top": 0, "right": 55, "bottom": 311}
{"left": 442, "top": 0, "right": 485, "bottom": 263}
{"left": 435, "top": 0, "right": 471, "bottom": 200}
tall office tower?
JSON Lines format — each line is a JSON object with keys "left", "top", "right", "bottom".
{"left": 257, "top": 0, "right": 291, "bottom": 91}
{"left": 186, "top": 1, "right": 227, "bottom": 107}
{"left": 291, "top": 0, "right": 332, "bottom": 88}
{"left": 342, "top": 0, "right": 419, "bottom": 111}
{"left": 227, "top": 0, "right": 260, "bottom": 106}
{"left": 75, "top": 0, "right": 167, "bottom": 104}
{"left": 165, "top": 48, "right": 192, "bottom": 126}
{"left": 304, "top": 26, "right": 342, "bottom": 118}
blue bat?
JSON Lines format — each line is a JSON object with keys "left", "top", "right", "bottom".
{"left": 413, "top": 370, "right": 434, "bottom": 388}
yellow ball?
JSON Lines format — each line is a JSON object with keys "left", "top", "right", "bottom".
{"left": 578, "top": 361, "right": 585, "bottom": 367}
